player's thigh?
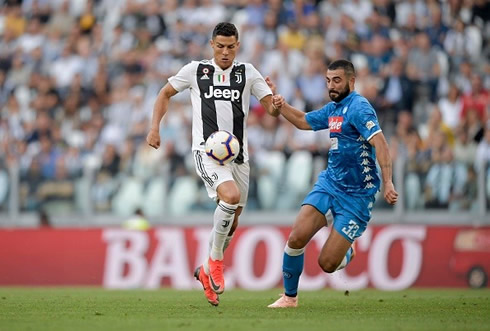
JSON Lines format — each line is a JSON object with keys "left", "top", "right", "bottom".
{"left": 318, "top": 227, "right": 353, "bottom": 271}
{"left": 288, "top": 205, "right": 328, "bottom": 249}
{"left": 193, "top": 150, "right": 235, "bottom": 201}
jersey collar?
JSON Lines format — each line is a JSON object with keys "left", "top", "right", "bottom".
{"left": 211, "top": 58, "right": 234, "bottom": 72}
{"left": 334, "top": 91, "right": 357, "bottom": 107}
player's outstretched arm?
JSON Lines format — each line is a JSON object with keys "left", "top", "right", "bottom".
{"left": 369, "top": 132, "right": 398, "bottom": 205}
{"left": 146, "top": 83, "right": 178, "bottom": 149}
{"left": 259, "top": 95, "right": 280, "bottom": 117}
{"left": 272, "top": 95, "right": 312, "bottom": 130}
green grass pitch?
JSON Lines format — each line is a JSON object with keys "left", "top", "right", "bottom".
{"left": 0, "top": 288, "right": 489, "bottom": 331}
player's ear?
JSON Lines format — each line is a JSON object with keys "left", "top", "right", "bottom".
{"left": 210, "top": 39, "right": 214, "bottom": 48}
{"left": 349, "top": 75, "right": 356, "bottom": 88}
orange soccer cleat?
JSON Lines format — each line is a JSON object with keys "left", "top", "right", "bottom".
{"left": 208, "top": 257, "right": 225, "bottom": 294}
{"left": 194, "top": 265, "right": 219, "bottom": 306}
{"left": 267, "top": 294, "right": 298, "bottom": 308}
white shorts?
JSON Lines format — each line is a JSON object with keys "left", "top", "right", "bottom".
{"left": 193, "top": 150, "right": 250, "bottom": 206}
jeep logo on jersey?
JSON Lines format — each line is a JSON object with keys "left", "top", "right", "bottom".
{"left": 329, "top": 116, "right": 343, "bottom": 132}
{"left": 203, "top": 86, "right": 241, "bottom": 102}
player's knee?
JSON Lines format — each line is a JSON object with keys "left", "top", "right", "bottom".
{"left": 287, "top": 233, "right": 308, "bottom": 249}
{"left": 318, "top": 257, "right": 339, "bottom": 274}
{"left": 220, "top": 191, "right": 240, "bottom": 205}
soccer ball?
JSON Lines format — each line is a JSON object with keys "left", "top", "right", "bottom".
{"left": 205, "top": 130, "right": 240, "bottom": 165}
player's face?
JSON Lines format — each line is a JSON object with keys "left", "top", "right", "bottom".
{"left": 211, "top": 35, "right": 240, "bottom": 70}
{"left": 326, "top": 69, "right": 353, "bottom": 102}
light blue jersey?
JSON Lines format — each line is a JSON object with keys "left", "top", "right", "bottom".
{"left": 280, "top": 89, "right": 384, "bottom": 300}
{"left": 303, "top": 91, "right": 381, "bottom": 242}
{"left": 305, "top": 91, "right": 381, "bottom": 197}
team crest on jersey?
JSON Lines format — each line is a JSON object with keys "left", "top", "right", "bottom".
{"left": 329, "top": 116, "right": 343, "bottom": 132}
{"left": 235, "top": 71, "right": 242, "bottom": 84}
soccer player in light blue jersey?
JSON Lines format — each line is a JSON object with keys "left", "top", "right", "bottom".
{"left": 266, "top": 59, "right": 398, "bottom": 308}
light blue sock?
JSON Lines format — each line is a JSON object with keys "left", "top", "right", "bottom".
{"left": 346, "top": 246, "right": 353, "bottom": 263}
{"left": 283, "top": 245, "right": 305, "bottom": 297}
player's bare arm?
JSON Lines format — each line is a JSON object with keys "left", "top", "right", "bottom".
{"left": 259, "top": 95, "right": 280, "bottom": 117}
{"left": 272, "top": 95, "right": 312, "bottom": 130}
{"left": 259, "top": 76, "right": 279, "bottom": 117}
{"left": 146, "top": 83, "right": 179, "bottom": 149}
{"left": 368, "top": 132, "right": 399, "bottom": 205}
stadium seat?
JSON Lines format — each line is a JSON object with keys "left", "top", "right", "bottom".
{"left": 142, "top": 177, "right": 167, "bottom": 217}
{"left": 167, "top": 176, "right": 198, "bottom": 216}
{"left": 405, "top": 173, "right": 422, "bottom": 210}
{"left": 486, "top": 167, "right": 490, "bottom": 200}
{"left": 111, "top": 177, "right": 145, "bottom": 216}
{"left": 74, "top": 177, "right": 90, "bottom": 212}
{"left": 256, "top": 151, "right": 286, "bottom": 209}
{"left": 0, "top": 170, "right": 8, "bottom": 208}
{"left": 285, "top": 150, "right": 313, "bottom": 193}
{"left": 257, "top": 176, "right": 277, "bottom": 210}
{"left": 277, "top": 151, "right": 313, "bottom": 209}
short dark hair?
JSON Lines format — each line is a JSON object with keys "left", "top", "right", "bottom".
{"left": 328, "top": 59, "right": 355, "bottom": 77}
{"left": 212, "top": 22, "right": 239, "bottom": 40}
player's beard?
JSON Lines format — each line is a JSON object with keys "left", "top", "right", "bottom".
{"left": 329, "top": 84, "right": 351, "bottom": 102}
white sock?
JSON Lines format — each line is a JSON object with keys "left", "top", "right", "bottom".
{"left": 284, "top": 244, "right": 305, "bottom": 256}
{"left": 204, "top": 233, "right": 235, "bottom": 274}
{"left": 335, "top": 246, "right": 353, "bottom": 271}
{"left": 203, "top": 232, "right": 214, "bottom": 274}
{"left": 210, "top": 201, "right": 237, "bottom": 261}
{"left": 335, "top": 255, "right": 348, "bottom": 271}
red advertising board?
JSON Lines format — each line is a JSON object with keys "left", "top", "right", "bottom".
{"left": 0, "top": 225, "right": 489, "bottom": 289}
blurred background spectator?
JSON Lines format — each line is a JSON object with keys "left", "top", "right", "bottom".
{"left": 0, "top": 0, "right": 488, "bottom": 223}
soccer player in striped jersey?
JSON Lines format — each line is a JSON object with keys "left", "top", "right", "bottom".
{"left": 146, "top": 22, "right": 279, "bottom": 306}
{"left": 267, "top": 60, "right": 398, "bottom": 308}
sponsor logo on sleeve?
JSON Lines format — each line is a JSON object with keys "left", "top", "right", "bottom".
{"left": 366, "top": 121, "right": 375, "bottom": 130}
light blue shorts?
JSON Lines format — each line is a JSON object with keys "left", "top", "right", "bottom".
{"left": 302, "top": 183, "right": 375, "bottom": 243}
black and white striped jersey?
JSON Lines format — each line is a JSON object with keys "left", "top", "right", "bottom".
{"left": 168, "top": 58, "right": 272, "bottom": 163}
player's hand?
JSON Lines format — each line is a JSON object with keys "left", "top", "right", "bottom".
{"left": 272, "top": 94, "right": 285, "bottom": 110}
{"left": 265, "top": 76, "right": 277, "bottom": 95}
{"left": 383, "top": 181, "right": 398, "bottom": 205}
{"left": 146, "top": 129, "right": 161, "bottom": 149}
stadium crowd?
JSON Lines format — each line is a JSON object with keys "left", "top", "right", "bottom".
{"left": 0, "top": 0, "right": 488, "bottom": 217}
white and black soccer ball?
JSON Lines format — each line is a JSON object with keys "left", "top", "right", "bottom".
{"left": 205, "top": 130, "right": 240, "bottom": 165}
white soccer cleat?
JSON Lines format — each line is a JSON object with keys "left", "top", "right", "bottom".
{"left": 267, "top": 294, "right": 298, "bottom": 308}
